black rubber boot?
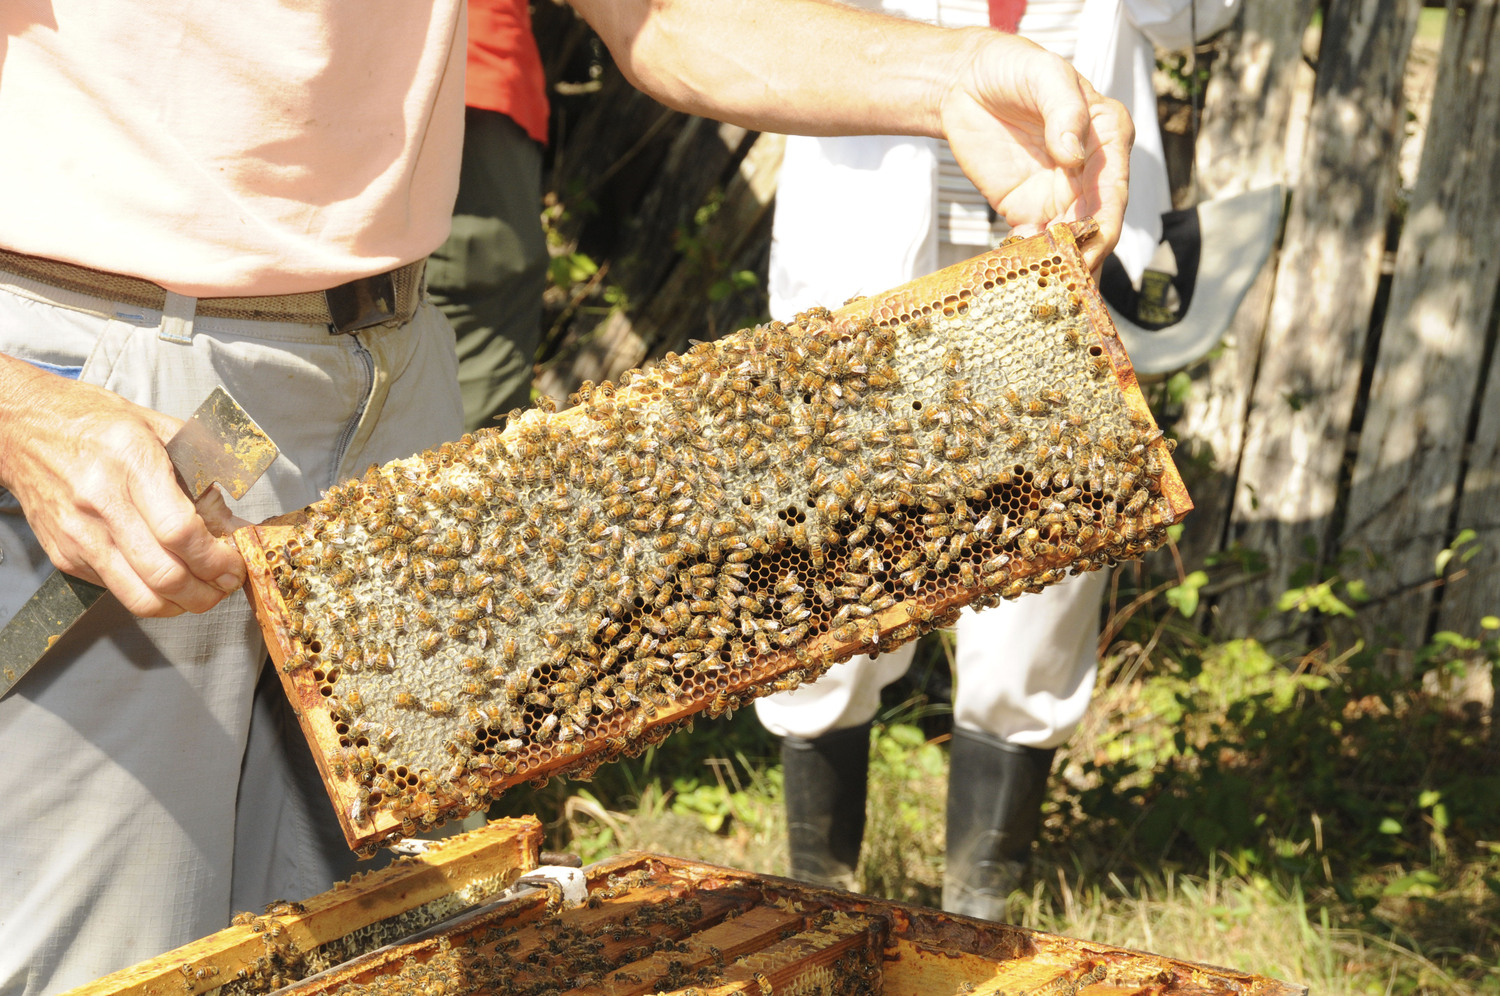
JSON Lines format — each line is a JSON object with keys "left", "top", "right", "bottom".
{"left": 942, "top": 726, "right": 1056, "bottom": 920}
{"left": 781, "top": 721, "right": 872, "bottom": 891}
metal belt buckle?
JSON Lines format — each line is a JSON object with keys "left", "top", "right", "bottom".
{"left": 325, "top": 270, "right": 398, "bottom": 335}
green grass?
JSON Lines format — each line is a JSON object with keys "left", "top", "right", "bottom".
{"left": 1416, "top": 7, "right": 1446, "bottom": 45}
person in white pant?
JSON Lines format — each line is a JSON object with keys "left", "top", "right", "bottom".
{"left": 756, "top": 0, "right": 1237, "bottom": 918}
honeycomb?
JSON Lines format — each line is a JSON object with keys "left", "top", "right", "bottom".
{"left": 238, "top": 221, "right": 1190, "bottom": 851}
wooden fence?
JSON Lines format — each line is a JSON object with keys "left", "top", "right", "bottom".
{"left": 1185, "top": 0, "right": 1500, "bottom": 662}
{"left": 531, "top": 0, "right": 1500, "bottom": 664}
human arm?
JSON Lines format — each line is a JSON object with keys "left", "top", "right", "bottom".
{"left": 0, "top": 355, "right": 248, "bottom": 618}
{"left": 567, "top": 0, "right": 1132, "bottom": 268}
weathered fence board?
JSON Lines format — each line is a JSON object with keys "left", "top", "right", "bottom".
{"left": 1217, "top": 0, "right": 1423, "bottom": 642}
{"left": 1174, "top": 2, "right": 1315, "bottom": 579}
{"left": 535, "top": 128, "right": 779, "bottom": 402}
{"left": 1340, "top": 0, "right": 1500, "bottom": 653}
{"left": 630, "top": 131, "right": 784, "bottom": 358}
{"left": 1431, "top": 1, "right": 1500, "bottom": 639}
{"left": 532, "top": 2, "right": 772, "bottom": 405}
{"left": 1195, "top": 0, "right": 1320, "bottom": 198}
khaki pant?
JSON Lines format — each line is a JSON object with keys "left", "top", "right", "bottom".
{"left": 0, "top": 274, "right": 462, "bottom": 996}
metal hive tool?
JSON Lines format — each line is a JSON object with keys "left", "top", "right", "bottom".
{"left": 237, "top": 221, "right": 1192, "bottom": 852}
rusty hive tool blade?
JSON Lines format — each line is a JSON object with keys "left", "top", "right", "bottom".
{"left": 0, "top": 386, "right": 276, "bottom": 698}
{"left": 235, "top": 221, "right": 1191, "bottom": 852}
{"left": 166, "top": 385, "right": 279, "bottom": 500}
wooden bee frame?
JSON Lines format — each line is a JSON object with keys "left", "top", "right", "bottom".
{"left": 236, "top": 221, "right": 1191, "bottom": 851}
{"left": 61, "top": 818, "right": 542, "bottom": 996}
{"left": 145, "top": 851, "right": 1302, "bottom": 996}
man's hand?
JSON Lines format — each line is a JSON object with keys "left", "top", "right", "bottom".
{"left": 0, "top": 357, "right": 249, "bottom": 617}
{"left": 939, "top": 30, "right": 1133, "bottom": 271}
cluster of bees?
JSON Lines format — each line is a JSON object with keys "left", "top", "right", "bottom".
{"left": 265, "top": 239, "right": 1181, "bottom": 843}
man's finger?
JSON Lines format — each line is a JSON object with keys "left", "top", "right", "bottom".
{"left": 1026, "top": 61, "right": 1092, "bottom": 169}
{"left": 195, "top": 485, "right": 252, "bottom": 540}
{"left": 120, "top": 451, "right": 243, "bottom": 607}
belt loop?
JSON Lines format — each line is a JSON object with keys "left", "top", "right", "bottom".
{"left": 158, "top": 291, "right": 197, "bottom": 345}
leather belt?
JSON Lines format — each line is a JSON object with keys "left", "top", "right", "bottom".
{"left": 0, "top": 247, "right": 424, "bottom": 334}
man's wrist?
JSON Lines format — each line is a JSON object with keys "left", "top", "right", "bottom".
{"left": 0, "top": 354, "right": 45, "bottom": 485}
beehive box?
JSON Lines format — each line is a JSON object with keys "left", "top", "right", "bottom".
{"left": 75, "top": 846, "right": 1305, "bottom": 996}
{"left": 63, "top": 818, "right": 543, "bottom": 996}
{"left": 235, "top": 221, "right": 1191, "bottom": 851}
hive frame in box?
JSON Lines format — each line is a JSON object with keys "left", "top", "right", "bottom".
{"left": 189, "top": 851, "right": 1306, "bottom": 996}
{"left": 61, "top": 819, "right": 542, "bottom": 996}
{"left": 236, "top": 221, "right": 1191, "bottom": 852}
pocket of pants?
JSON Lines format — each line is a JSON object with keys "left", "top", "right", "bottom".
{"left": 0, "top": 289, "right": 112, "bottom": 514}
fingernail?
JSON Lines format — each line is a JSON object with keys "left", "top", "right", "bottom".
{"left": 217, "top": 574, "right": 242, "bottom": 592}
{"left": 1063, "top": 133, "right": 1085, "bottom": 162}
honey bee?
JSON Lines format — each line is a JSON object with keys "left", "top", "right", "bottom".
{"left": 536, "top": 713, "right": 559, "bottom": 741}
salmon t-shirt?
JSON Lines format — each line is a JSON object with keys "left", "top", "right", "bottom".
{"left": 0, "top": 1, "right": 467, "bottom": 297}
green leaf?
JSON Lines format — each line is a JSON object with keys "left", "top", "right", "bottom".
{"left": 1381, "top": 871, "right": 1441, "bottom": 898}
{"left": 1417, "top": 789, "right": 1442, "bottom": 809}
{"left": 1166, "top": 370, "right": 1193, "bottom": 405}
{"left": 1437, "top": 528, "right": 1482, "bottom": 575}
{"left": 1378, "top": 817, "right": 1403, "bottom": 835}
{"left": 1432, "top": 630, "right": 1480, "bottom": 652}
{"left": 1277, "top": 580, "right": 1357, "bottom": 618}
{"left": 1165, "top": 571, "right": 1208, "bottom": 618}
{"left": 1482, "top": 615, "right": 1500, "bottom": 630}
{"left": 1344, "top": 578, "right": 1370, "bottom": 603}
